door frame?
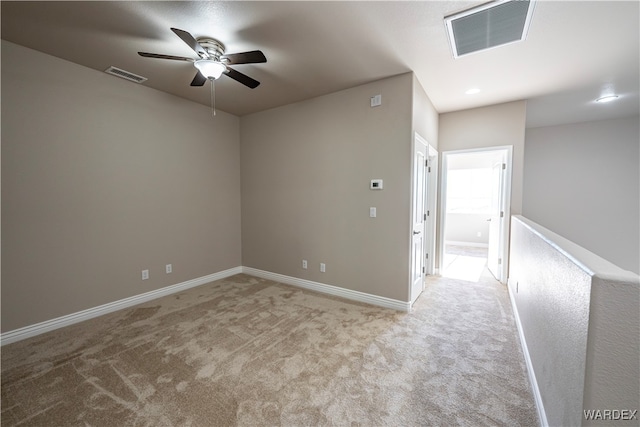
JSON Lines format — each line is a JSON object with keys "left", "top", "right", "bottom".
{"left": 438, "top": 146, "right": 513, "bottom": 283}
{"left": 425, "top": 143, "right": 439, "bottom": 275}
{"left": 410, "top": 136, "right": 427, "bottom": 304}
{"left": 409, "top": 133, "right": 438, "bottom": 304}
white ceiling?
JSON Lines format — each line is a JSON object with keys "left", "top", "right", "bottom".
{"left": 2, "top": 1, "right": 638, "bottom": 127}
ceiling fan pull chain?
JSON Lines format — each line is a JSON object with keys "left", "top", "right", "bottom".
{"left": 210, "top": 78, "right": 216, "bottom": 117}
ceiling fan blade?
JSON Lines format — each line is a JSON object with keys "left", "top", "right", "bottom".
{"left": 171, "top": 27, "right": 207, "bottom": 58}
{"left": 138, "top": 52, "right": 194, "bottom": 61}
{"left": 224, "top": 67, "right": 260, "bottom": 89}
{"left": 190, "top": 71, "right": 207, "bottom": 87}
{"left": 221, "top": 50, "right": 267, "bottom": 65}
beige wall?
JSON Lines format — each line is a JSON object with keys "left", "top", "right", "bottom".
{"left": 2, "top": 44, "right": 439, "bottom": 331}
{"left": 1, "top": 41, "right": 242, "bottom": 331}
{"left": 523, "top": 116, "right": 640, "bottom": 274}
{"left": 412, "top": 74, "right": 439, "bottom": 149}
{"left": 241, "top": 73, "right": 430, "bottom": 302}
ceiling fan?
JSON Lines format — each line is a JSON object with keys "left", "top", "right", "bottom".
{"left": 138, "top": 28, "right": 266, "bottom": 89}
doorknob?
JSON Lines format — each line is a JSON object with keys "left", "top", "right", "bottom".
{"left": 486, "top": 218, "right": 492, "bottom": 222}
{"left": 413, "top": 231, "right": 421, "bottom": 235}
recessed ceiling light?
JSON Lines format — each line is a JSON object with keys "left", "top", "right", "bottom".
{"left": 596, "top": 95, "right": 619, "bottom": 103}
{"left": 465, "top": 88, "right": 481, "bottom": 95}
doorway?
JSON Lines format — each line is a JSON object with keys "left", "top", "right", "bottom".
{"left": 439, "top": 147, "right": 512, "bottom": 283}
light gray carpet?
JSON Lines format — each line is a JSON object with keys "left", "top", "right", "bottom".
{"left": 1, "top": 273, "right": 538, "bottom": 426}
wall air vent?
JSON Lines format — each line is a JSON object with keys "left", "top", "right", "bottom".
{"left": 445, "top": 0, "right": 535, "bottom": 59}
{"left": 104, "top": 66, "right": 147, "bottom": 83}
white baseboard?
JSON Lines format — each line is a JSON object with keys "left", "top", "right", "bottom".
{"left": 507, "top": 279, "right": 548, "bottom": 427}
{"left": 242, "top": 267, "right": 411, "bottom": 312}
{"left": 445, "top": 240, "right": 489, "bottom": 248}
{"left": 0, "top": 267, "right": 243, "bottom": 346}
{"left": 1, "top": 266, "right": 410, "bottom": 346}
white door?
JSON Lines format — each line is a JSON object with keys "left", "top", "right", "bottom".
{"left": 487, "top": 160, "right": 505, "bottom": 281}
{"left": 410, "top": 140, "right": 427, "bottom": 303}
{"left": 424, "top": 147, "right": 438, "bottom": 275}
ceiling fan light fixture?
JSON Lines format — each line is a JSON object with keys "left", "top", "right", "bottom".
{"left": 194, "top": 60, "right": 226, "bottom": 79}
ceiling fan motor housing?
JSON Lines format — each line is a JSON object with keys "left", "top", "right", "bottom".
{"left": 197, "top": 38, "right": 225, "bottom": 60}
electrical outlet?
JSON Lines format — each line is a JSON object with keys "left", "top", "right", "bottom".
{"left": 320, "top": 263, "right": 326, "bottom": 273}
{"left": 142, "top": 269, "right": 149, "bottom": 280}
{"left": 302, "top": 260, "right": 308, "bottom": 269}
{"left": 166, "top": 264, "right": 172, "bottom": 274}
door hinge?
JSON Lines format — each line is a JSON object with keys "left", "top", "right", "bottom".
{"left": 425, "top": 159, "right": 428, "bottom": 167}
{"left": 424, "top": 213, "right": 427, "bottom": 220}
{"left": 426, "top": 253, "right": 429, "bottom": 259}
{"left": 500, "top": 211, "right": 504, "bottom": 218}
{"left": 498, "top": 258, "right": 502, "bottom": 265}
{"left": 428, "top": 166, "right": 431, "bottom": 173}
{"left": 502, "top": 163, "right": 506, "bottom": 170}
{"left": 422, "top": 266, "right": 425, "bottom": 273}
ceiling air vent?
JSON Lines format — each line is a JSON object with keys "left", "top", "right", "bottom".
{"left": 445, "top": 0, "right": 535, "bottom": 59}
{"left": 105, "top": 66, "right": 147, "bottom": 83}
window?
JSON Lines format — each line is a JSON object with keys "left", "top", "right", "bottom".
{"left": 446, "top": 168, "right": 492, "bottom": 214}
